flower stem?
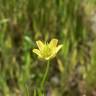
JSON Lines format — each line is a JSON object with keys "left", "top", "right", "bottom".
{"left": 40, "top": 60, "right": 50, "bottom": 90}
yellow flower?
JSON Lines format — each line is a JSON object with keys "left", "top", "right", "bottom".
{"left": 33, "top": 39, "right": 63, "bottom": 60}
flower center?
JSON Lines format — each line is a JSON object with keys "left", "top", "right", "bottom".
{"left": 41, "top": 44, "right": 52, "bottom": 58}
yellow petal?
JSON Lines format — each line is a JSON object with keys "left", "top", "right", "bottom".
{"left": 45, "top": 53, "right": 56, "bottom": 60}
{"left": 49, "top": 39, "right": 58, "bottom": 48}
{"left": 33, "top": 49, "right": 41, "bottom": 57}
{"left": 55, "top": 45, "right": 63, "bottom": 53}
{"left": 45, "top": 57, "right": 50, "bottom": 60}
{"left": 44, "top": 44, "right": 63, "bottom": 60}
{"left": 36, "top": 40, "right": 44, "bottom": 50}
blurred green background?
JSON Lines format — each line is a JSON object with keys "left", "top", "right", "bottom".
{"left": 0, "top": 0, "right": 96, "bottom": 96}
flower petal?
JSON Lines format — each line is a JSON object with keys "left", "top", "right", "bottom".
{"left": 46, "top": 45, "right": 62, "bottom": 60}
{"left": 55, "top": 45, "right": 63, "bottom": 53}
{"left": 45, "top": 54, "right": 56, "bottom": 60}
{"left": 33, "top": 49, "right": 41, "bottom": 57}
{"left": 45, "top": 57, "right": 50, "bottom": 60}
{"left": 36, "top": 40, "right": 44, "bottom": 50}
{"left": 49, "top": 39, "right": 58, "bottom": 48}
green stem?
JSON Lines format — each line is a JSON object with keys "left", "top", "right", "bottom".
{"left": 33, "top": 88, "right": 36, "bottom": 96}
{"left": 40, "top": 60, "right": 50, "bottom": 90}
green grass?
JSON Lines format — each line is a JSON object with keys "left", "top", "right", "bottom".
{"left": 0, "top": 0, "right": 96, "bottom": 95}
